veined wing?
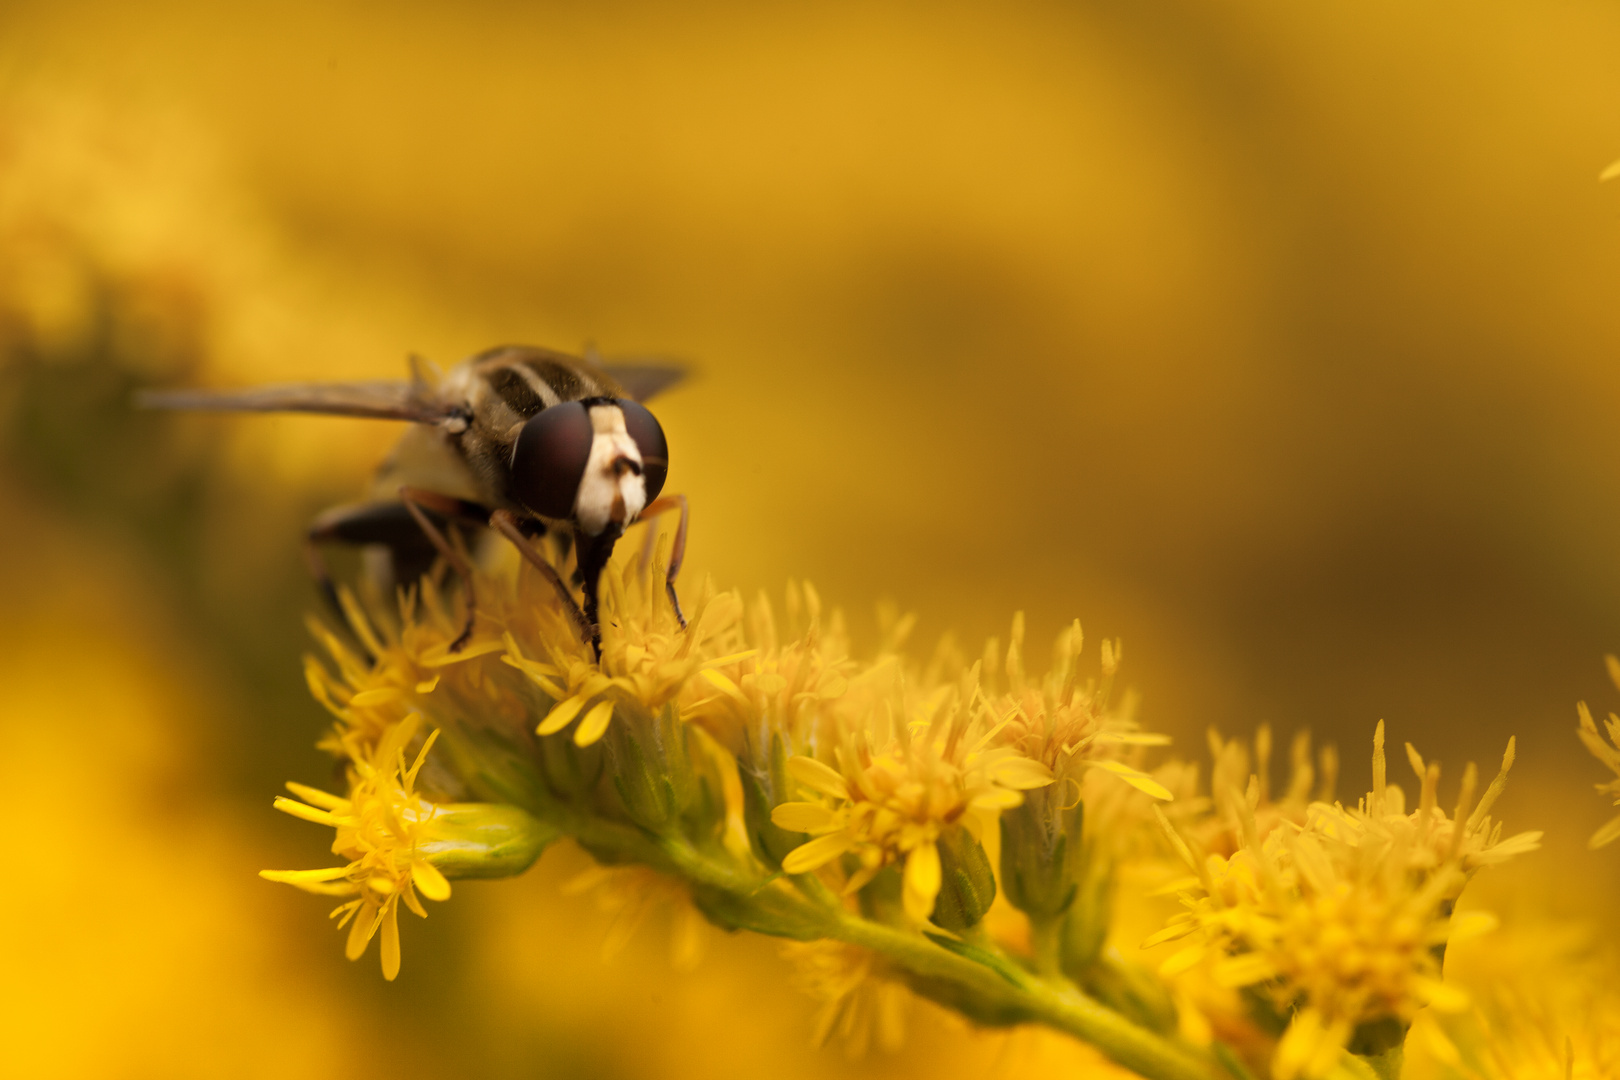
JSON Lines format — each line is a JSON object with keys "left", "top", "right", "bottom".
{"left": 597, "top": 362, "right": 688, "bottom": 402}
{"left": 135, "top": 380, "right": 463, "bottom": 423}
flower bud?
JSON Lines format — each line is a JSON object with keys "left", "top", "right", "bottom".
{"left": 930, "top": 825, "right": 998, "bottom": 932}
{"left": 416, "top": 802, "right": 560, "bottom": 879}
{"left": 740, "top": 731, "right": 807, "bottom": 870}
{"left": 999, "top": 784, "right": 1081, "bottom": 920}
{"left": 600, "top": 702, "right": 703, "bottom": 833}
{"left": 534, "top": 727, "right": 605, "bottom": 800}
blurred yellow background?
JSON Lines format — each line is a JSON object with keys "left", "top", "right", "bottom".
{"left": 4, "top": 1, "right": 1620, "bottom": 1076}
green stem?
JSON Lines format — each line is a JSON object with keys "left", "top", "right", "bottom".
{"left": 830, "top": 911, "right": 1214, "bottom": 1080}
{"left": 1029, "top": 915, "right": 1064, "bottom": 977}
{"left": 560, "top": 814, "right": 1217, "bottom": 1080}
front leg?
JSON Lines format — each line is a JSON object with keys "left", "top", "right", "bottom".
{"left": 573, "top": 524, "right": 625, "bottom": 659}
{"left": 488, "top": 509, "right": 593, "bottom": 649}
{"left": 635, "top": 493, "right": 689, "bottom": 629}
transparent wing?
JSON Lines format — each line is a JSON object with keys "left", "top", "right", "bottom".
{"left": 135, "top": 380, "right": 461, "bottom": 423}
{"left": 598, "top": 362, "right": 688, "bottom": 402}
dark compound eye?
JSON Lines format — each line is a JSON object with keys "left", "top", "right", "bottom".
{"left": 617, "top": 398, "right": 668, "bottom": 503}
{"left": 510, "top": 401, "right": 593, "bottom": 518}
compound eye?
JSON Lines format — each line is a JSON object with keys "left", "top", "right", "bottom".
{"left": 617, "top": 398, "right": 668, "bottom": 503}
{"left": 510, "top": 401, "right": 593, "bottom": 518}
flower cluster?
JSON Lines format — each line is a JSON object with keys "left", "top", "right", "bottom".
{"left": 768, "top": 692, "right": 1054, "bottom": 924}
{"left": 262, "top": 712, "right": 549, "bottom": 979}
{"left": 261, "top": 530, "right": 1548, "bottom": 1080}
{"left": 1149, "top": 722, "right": 1541, "bottom": 1080}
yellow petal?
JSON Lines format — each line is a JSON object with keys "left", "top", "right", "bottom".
{"left": 1146, "top": 875, "right": 1201, "bottom": 898}
{"left": 1214, "top": 952, "right": 1278, "bottom": 987}
{"left": 841, "top": 862, "right": 884, "bottom": 896}
{"left": 411, "top": 860, "right": 452, "bottom": 902}
{"left": 1090, "top": 760, "right": 1173, "bottom": 801}
{"left": 967, "top": 787, "right": 1025, "bottom": 811}
{"left": 380, "top": 901, "right": 402, "bottom": 981}
{"left": 902, "top": 842, "right": 941, "bottom": 922}
{"left": 502, "top": 654, "right": 565, "bottom": 698}
{"left": 538, "top": 694, "right": 589, "bottom": 736}
{"left": 986, "top": 756, "right": 1055, "bottom": 790}
{"left": 781, "top": 831, "right": 856, "bottom": 874}
{"left": 1591, "top": 813, "right": 1620, "bottom": 850}
{"left": 1141, "top": 921, "right": 1197, "bottom": 948}
{"left": 770, "top": 802, "right": 840, "bottom": 833}
{"left": 1447, "top": 909, "right": 1498, "bottom": 944}
{"left": 786, "top": 756, "right": 849, "bottom": 801}
{"left": 1306, "top": 1017, "right": 1353, "bottom": 1079}
{"left": 345, "top": 901, "right": 382, "bottom": 961}
{"left": 350, "top": 688, "right": 405, "bottom": 707}
{"left": 574, "top": 700, "right": 616, "bottom": 747}
{"left": 700, "top": 667, "right": 749, "bottom": 702}
{"left": 1273, "top": 1009, "right": 1326, "bottom": 1080}
{"left": 282, "top": 782, "right": 348, "bottom": 811}
{"left": 1417, "top": 977, "right": 1470, "bottom": 1013}
{"left": 1092, "top": 732, "right": 1173, "bottom": 746}
{"left": 272, "top": 796, "right": 347, "bottom": 827}
{"left": 260, "top": 866, "right": 353, "bottom": 883}
{"left": 402, "top": 885, "right": 429, "bottom": 919}
{"left": 1157, "top": 943, "right": 1206, "bottom": 977}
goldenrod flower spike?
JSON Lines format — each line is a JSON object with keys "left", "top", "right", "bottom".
{"left": 268, "top": 538, "right": 1563, "bottom": 1080}
{"left": 771, "top": 699, "right": 1055, "bottom": 923}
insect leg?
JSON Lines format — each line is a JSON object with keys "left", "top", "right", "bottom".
{"left": 488, "top": 509, "right": 593, "bottom": 647}
{"left": 635, "top": 493, "right": 690, "bottom": 629}
{"left": 573, "top": 525, "right": 625, "bottom": 660}
{"left": 398, "top": 487, "right": 491, "bottom": 652}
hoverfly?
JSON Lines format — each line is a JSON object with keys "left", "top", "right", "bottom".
{"left": 139, "top": 344, "right": 689, "bottom": 656}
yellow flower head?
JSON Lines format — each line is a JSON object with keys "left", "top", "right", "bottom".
{"left": 986, "top": 616, "right": 1166, "bottom": 781}
{"left": 1195, "top": 726, "right": 1339, "bottom": 858}
{"left": 679, "top": 581, "right": 857, "bottom": 758}
{"left": 562, "top": 863, "right": 708, "bottom": 970}
{"left": 1576, "top": 655, "right": 1620, "bottom": 850}
{"left": 511, "top": 552, "right": 744, "bottom": 748}
{"left": 261, "top": 713, "right": 453, "bottom": 981}
{"left": 770, "top": 658, "right": 1054, "bottom": 923}
{"left": 1410, "top": 918, "right": 1620, "bottom": 1080}
{"left": 782, "top": 939, "right": 908, "bottom": 1057}
{"left": 304, "top": 578, "right": 529, "bottom": 768}
{"left": 1149, "top": 722, "right": 1541, "bottom": 1080}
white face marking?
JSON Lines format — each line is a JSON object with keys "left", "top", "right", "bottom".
{"left": 572, "top": 404, "right": 647, "bottom": 535}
